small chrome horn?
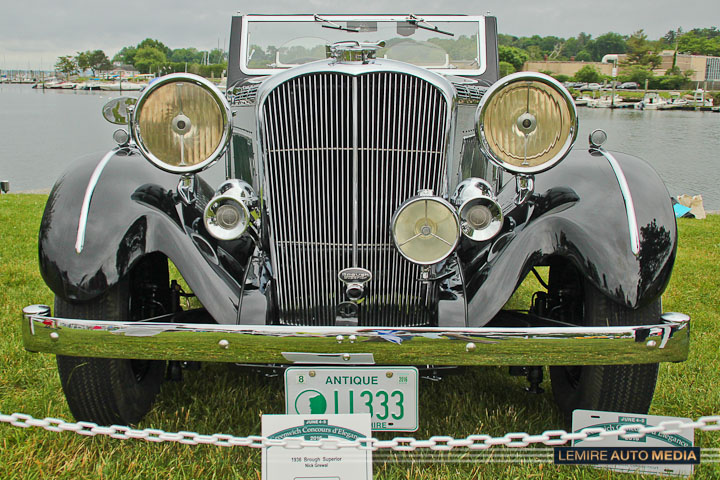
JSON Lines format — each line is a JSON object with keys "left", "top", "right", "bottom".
{"left": 204, "top": 180, "right": 258, "bottom": 241}
{"left": 452, "top": 178, "right": 503, "bottom": 242}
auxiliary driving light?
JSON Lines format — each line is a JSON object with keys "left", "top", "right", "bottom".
{"left": 204, "top": 180, "right": 258, "bottom": 241}
{"left": 476, "top": 72, "right": 577, "bottom": 174}
{"left": 391, "top": 191, "right": 460, "bottom": 265}
{"left": 452, "top": 178, "right": 503, "bottom": 241}
{"left": 132, "top": 73, "right": 231, "bottom": 174}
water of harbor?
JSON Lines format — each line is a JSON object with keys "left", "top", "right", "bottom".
{"left": 1, "top": 83, "right": 718, "bottom": 208}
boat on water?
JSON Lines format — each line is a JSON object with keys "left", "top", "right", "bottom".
{"left": 658, "top": 91, "right": 689, "bottom": 110}
{"left": 575, "top": 93, "right": 631, "bottom": 108}
{"left": 32, "top": 79, "right": 61, "bottom": 89}
{"left": 99, "top": 82, "right": 145, "bottom": 91}
{"left": 586, "top": 94, "right": 623, "bottom": 108}
{"left": 689, "top": 89, "right": 713, "bottom": 108}
{"left": 78, "top": 82, "right": 102, "bottom": 91}
{"left": 634, "top": 92, "right": 668, "bottom": 110}
{"left": 34, "top": 81, "right": 77, "bottom": 89}
{"left": 573, "top": 95, "right": 590, "bottom": 107}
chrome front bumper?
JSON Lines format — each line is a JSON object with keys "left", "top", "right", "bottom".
{"left": 22, "top": 305, "right": 690, "bottom": 366}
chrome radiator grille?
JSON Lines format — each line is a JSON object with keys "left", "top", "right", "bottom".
{"left": 260, "top": 71, "right": 449, "bottom": 326}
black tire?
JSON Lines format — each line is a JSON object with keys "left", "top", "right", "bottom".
{"left": 548, "top": 265, "right": 660, "bottom": 424}
{"left": 56, "top": 257, "right": 169, "bottom": 426}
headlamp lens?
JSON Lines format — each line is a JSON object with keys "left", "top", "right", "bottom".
{"left": 133, "top": 74, "right": 230, "bottom": 173}
{"left": 216, "top": 204, "right": 242, "bottom": 229}
{"left": 392, "top": 196, "right": 460, "bottom": 265}
{"left": 476, "top": 73, "right": 577, "bottom": 174}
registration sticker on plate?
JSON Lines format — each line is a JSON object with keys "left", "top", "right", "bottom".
{"left": 285, "top": 367, "right": 418, "bottom": 432}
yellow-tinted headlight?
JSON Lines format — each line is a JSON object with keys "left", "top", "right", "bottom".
{"left": 476, "top": 73, "right": 577, "bottom": 174}
{"left": 132, "top": 73, "right": 231, "bottom": 173}
{"left": 391, "top": 193, "right": 460, "bottom": 265}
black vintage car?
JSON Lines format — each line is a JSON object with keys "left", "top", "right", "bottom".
{"left": 23, "top": 14, "right": 688, "bottom": 429}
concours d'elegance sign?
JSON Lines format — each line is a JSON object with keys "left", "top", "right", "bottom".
{"left": 262, "top": 414, "right": 372, "bottom": 480}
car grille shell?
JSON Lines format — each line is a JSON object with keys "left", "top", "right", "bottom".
{"left": 259, "top": 70, "right": 451, "bottom": 326}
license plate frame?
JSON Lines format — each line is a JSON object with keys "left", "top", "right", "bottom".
{"left": 284, "top": 366, "right": 419, "bottom": 432}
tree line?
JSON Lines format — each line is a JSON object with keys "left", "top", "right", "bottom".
{"left": 498, "top": 27, "right": 719, "bottom": 89}
{"left": 54, "top": 38, "right": 228, "bottom": 79}
{"left": 54, "top": 26, "right": 718, "bottom": 84}
{"left": 499, "top": 27, "right": 719, "bottom": 65}
{"left": 55, "top": 50, "right": 112, "bottom": 78}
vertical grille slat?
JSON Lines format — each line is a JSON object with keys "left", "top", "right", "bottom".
{"left": 261, "top": 71, "right": 448, "bottom": 326}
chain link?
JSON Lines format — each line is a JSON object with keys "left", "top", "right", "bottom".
{"left": 1, "top": 412, "right": 718, "bottom": 451}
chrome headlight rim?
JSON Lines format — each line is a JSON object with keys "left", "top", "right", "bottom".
{"left": 475, "top": 72, "right": 578, "bottom": 175}
{"left": 203, "top": 196, "right": 251, "bottom": 241}
{"left": 391, "top": 194, "right": 461, "bottom": 266}
{"left": 452, "top": 178, "right": 504, "bottom": 242}
{"left": 457, "top": 198, "right": 503, "bottom": 242}
{"left": 203, "top": 179, "right": 257, "bottom": 241}
{"left": 132, "top": 73, "right": 232, "bottom": 174}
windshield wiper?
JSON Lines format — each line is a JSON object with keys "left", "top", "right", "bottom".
{"left": 406, "top": 14, "right": 454, "bottom": 37}
{"left": 313, "top": 14, "right": 360, "bottom": 33}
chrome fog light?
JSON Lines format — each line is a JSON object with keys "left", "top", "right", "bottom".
{"left": 391, "top": 191, "right": 460, "bottom": 265}
{"left": 476, "top": 72, "right": 577, "bottom": 174}
{"left": 452, "top": 178, "right": 503, "bottom": 241}
{"left": 204, "top": 180, "right": 257, "bottom": 241}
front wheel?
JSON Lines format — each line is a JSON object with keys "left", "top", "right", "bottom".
{"left": 56, "top": 256, "right": 169, "bottom": 426}
{"left": 548, "top": 264, "right": 660, "bottom": 424}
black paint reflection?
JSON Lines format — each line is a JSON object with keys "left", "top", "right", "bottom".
{"left": 637, "top": 219, "right": 674, "bottom": 304}
{"left": 459, "top": 149, "right": 678, "bottom": 326}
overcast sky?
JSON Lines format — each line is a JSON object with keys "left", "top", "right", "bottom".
{"left": 2, "top": 0, "right": 718, "bottom": 70}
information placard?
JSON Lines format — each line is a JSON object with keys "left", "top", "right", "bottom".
{"left": 262, "top": 413, "right": 372, "bottom": 480}
{"left": 571, "top": 410, "right": 696, "bottom": 477}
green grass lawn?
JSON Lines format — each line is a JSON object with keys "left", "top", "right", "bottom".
{"left": 1, "top": 194, "right": 718, "bottom": 479}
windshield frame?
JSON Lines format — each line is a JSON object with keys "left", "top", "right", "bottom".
{"left": 239, "top": 14, "right": 487, "bottom": 76}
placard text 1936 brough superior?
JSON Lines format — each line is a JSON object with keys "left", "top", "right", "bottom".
{"left": 23, "top": 14, "right": 689, "bottom": 429}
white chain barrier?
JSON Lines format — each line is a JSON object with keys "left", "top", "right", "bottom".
{"left": 1, "top": 411, "right": 719, "bottom": 451}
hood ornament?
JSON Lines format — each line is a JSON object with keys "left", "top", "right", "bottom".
{"left": 326, "top": 41, "right": 385, "bottom": 65}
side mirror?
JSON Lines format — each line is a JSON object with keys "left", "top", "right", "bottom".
{"left": 102, "top": 97, "right": 137, "bottom": 125}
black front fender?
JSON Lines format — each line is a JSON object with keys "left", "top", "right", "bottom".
{"left": 460, "top": 147, "right": 677, "bottom": 326}
{"left": 39, "top": 148, "right": 253, "bottom": 324}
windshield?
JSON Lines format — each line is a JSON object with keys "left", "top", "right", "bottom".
{"left": 242, "top": 15, "right": 485, "bottom": 74}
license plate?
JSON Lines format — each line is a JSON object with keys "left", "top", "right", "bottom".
{"left": 285, "top": 366, "right": 418, "bottom": 431}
